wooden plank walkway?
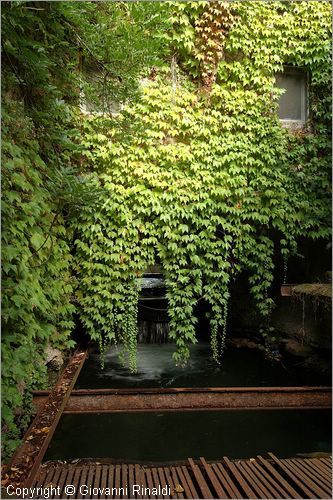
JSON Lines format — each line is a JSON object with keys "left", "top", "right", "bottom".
{"left": 30, "top": 455, "right": 331, "bottom": 499}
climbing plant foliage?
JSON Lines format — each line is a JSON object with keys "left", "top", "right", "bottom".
{"left": 2, "top": 101, "right": 76, "bottom": 455}
{"left": 75, "top": 1, "right": 331, "bottom": 370}
{"left": 1, "top": 0, "right": 165, "bottom": 459}
{"left": 1, "top": 1, "right": 81, "bottom": 458}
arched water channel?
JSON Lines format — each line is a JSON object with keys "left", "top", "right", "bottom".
{"left": 45, "top": 276, "right": 331, "bottom": 462}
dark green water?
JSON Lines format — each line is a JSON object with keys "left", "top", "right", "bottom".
{"left": 75, "top": 343, "right": 330, "bottom": 389}
{"left": 45, "top": 410, "right": 331, "bottom": 462}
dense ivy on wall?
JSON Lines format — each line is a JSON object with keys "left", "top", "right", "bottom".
{"left": 75, "top": 0, "right": 331, "bottom": 370}
{"left": 1, "top": 1, "right": 81, "bottom": 459}
{"left": 1, "top": 0, "right": 165, "bottom": 459}
{"left": 2, "top": 102, "right": 76, "bottom": 456}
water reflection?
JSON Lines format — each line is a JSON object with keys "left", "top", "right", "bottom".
{"left": 97, "top": 344, "right": 214, "bottom": 386}
{"left": 75, "top": 343, "right": 329, "bottom": 389}
{"left": 46, "top": 410, "right": 332, "bottom": 461}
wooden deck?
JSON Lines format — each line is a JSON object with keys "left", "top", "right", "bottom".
{"left": 31, "top": 454, "right": 331, "bottom": 499}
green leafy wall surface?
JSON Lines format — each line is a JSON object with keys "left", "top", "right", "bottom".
{"left": 77, "top": 1, "right": 331, "bottom": 369}
{"left": 1, "top": 0, "right": 168, "bottom": 459}
{"left": 1, "top": 1, "right": 80, "bottom": 458}
{"left": 2, "top": 102, "right": 76, "bottom": 456}
{"left": 1, "top": 1, "right": 331, "bottom": 459}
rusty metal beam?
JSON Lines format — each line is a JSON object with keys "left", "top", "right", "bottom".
{"left": 32, "top": 386, "right": 331, "bottom": 413}
{"left": 5, "top": 350, "right": 87, "bottom": 488}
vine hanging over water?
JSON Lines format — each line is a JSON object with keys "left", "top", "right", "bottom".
{"left": 75, "top": 1, "right": 331, "bottom": 370}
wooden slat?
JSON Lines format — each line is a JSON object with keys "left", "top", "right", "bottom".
{"left": 54, "top": 467, "right": 69, "bottom": 499}
{"left": 235, "top": 461, "right": 268, "bottom": 498}
{"left": 223, "top": 456, "right": 257, "bottom": 499}
{"left": 237, "top": 461, "right": 273, "bottom": 498}
{"left": 121, "top": 464, "right": 128, "bottom": 499}
{"left": 31, "top": 467, "right": 46, "bottom": 489}
{"left": 157, "top": 467, "right": 170, "bottom": 498}
{"left": 36, "top": 466, "right": 57, "bottom": 499}
{"left": 108, "top": 464, "right": 115, "bottom": 493}
{"left": 174, "top": 466, "right": 194, "bottom": 499}
{"left": 134, "top": 464, "right": 143, "bottom": 499}
{"left": 211, "top": 463, "right": 237, "bottom": 499}
{"left": 188, "top": 458, "right": 213, "bottom": 499}
{"left": 32, "top": 466, "right": 50, "bottom": 491}
{"left": 68, "top": 466, "right": 82, "bottom": 499}
{"left": 163, "top": 467, "right": 177, "bottom": 499}
{"left": 61, "top": 468, "right": 74, "bottom": 499}
{"left": 151, "top": 467, "right": 163, "bottom": 499}
{"left": 312, "top": 458, "right": 332, "bottom": 475}
{"left": 305, "top": 458, "right": 332, "bottom": 481}
{"left": 251, "top": 460, "right": 291, "bottom": 499}
{"left": 245, "top": 460, "right": 281, "bottom": 498}
{"left": 49, "top": 467, "right": 62, "bottom": 496}
{"left": 79, "top": 465, "right": 89, "bottom": 499}
{"left": 127, "top": 464, "right": 135, "bottom": 499}
{"left": 171, "top": 466, "right": 185, "bottom": 499}
{"left": 99, "top": 465, "right": 109, "bottom": 499}
{"left": 257, "top": 456, "right": 301, "bottom": 499}
{"left": 268, "top": 453, "right": 317, "bottom": 499}
{"left": 199, "top": 457, "right": 228, "bottom": 499}
{"left": 282, "top": 458, "right": 329, "bottom": 498}
{"left": 290, "top": 459, "right": 332, "bottom": 492}
{"left": 114, "top": 465, "right": 121, "bottom": 499}
{"left": 140, "top": 466, "right": 148, "bottom": 498}
{"left": 320, "top": 458, "right": 332, "bottom": 465}
{"left": 181, "top": 465, "right": 200, "bottom": 499}
{"left": 84, "top": 466, "right": 96, "bottom": 499}
{"left": 92, "top": 465, "right": 102, "bottom": 499}
{"left": 145, "top": 468, "right": 156, "bottom": 499}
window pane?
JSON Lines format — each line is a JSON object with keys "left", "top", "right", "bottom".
{"left": 276, "top": 71, "right": 307, "bottom": 120}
